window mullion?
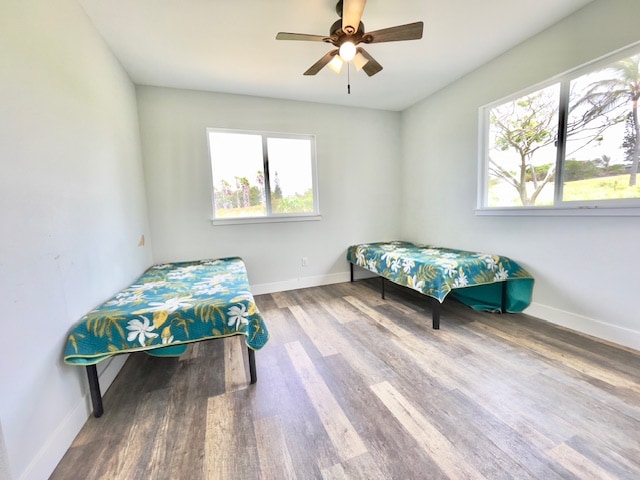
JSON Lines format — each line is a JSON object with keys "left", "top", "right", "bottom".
{"left": 554, "top": 80, "right": 570, "bottom": 206}
{"left": 262, "top": 135, "right": 272, "bottom": 215}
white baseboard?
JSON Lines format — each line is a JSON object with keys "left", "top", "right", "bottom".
{"left": 96, "top": 355, "right": 128, "bottom": 394}
{"left": 20, "top": 355, "right": 128, "bottom": 480}
{"left": 525, "top": 302, "right": 640, "bottom": 352}
{"left": 0, "top": 422, "right": 11, "bottom": 480}
{"left": 251, "top": 272, "right": 350, "bottom": 295}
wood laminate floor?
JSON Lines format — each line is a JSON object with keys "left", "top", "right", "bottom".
{"left": 51, "top": 279, "right": 640, "bottom": 479}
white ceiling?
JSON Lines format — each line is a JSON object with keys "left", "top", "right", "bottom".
{"left": 79, "top": 0, "right": 595, "bottom": 111}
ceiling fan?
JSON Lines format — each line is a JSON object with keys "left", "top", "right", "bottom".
{"left": 276, "top": 0, "right": 424, "bottom": 77}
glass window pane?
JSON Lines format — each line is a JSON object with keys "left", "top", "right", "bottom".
{"left": 563, "top": 54, "right": 640, "bottom": 202}
{"left": 267, "top": 137, "right": 314, "bottom": 214}
{"left": 487, "top": 84, "right": 560, "bottom": 207}
{"left": 209, "top": 132, "right": 266, "bottom": 218}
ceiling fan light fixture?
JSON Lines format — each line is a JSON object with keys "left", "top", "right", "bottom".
{"left": 352, "top": 51, "right": 369, "bottom": 71}
{"left": 338, "top": 41, "right": 356, "bottom": 61}
{"left": 276, "top": 0, "right": 424, "bottom": 78}
{"left": 328, "top": 54, "right": 344, "bottom": 73}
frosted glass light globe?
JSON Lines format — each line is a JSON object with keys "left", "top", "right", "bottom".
{"left": 339, "top": 41, "right": 356, "bottom": 61}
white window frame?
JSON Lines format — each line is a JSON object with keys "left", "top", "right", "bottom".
{"left": 477, "top": 42, "right": 640, "bottom": 217}
{"left": 206, "top": 128, "right": 321, "bottom": 225}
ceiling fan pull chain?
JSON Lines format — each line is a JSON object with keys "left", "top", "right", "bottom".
{"left": 347, "top": 63, "right": 351, "bottom": 94}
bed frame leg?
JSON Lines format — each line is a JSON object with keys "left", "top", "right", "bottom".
{"left": 432, "top": 299, "right": 441, "bottom": 330}
{"left": 86, "top": 365, "right": 104, "bottom": 418}
{"left": 248, "top": 347, "right": 257, "bottom": 384}
{"left": 350, "top": 263, "right": 354, "bottom": 282}
{"left": 380, "top": 277, "right": 386, "bottom": 299}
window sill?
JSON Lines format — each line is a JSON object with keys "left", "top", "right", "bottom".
{"left": 475, "top": 206, "right": 640, "bottom": 217}
{"left": 212, "top": 214, "right": 322, "bottom": 226}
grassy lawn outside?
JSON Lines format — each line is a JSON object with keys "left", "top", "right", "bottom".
{"left": 489, "top": 174, "right": 640, "bottom": 206}
{"left": 214, "top": 205, "right": 266, "bottom": 218}
{"left": 562, "top": 174, "right": 640, "bottom": 201}
{"left": 214, "top": 191, "right": 314, "bottom": 218}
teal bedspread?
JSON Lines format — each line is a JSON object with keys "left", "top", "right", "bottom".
{"left": 64, "top": 257, "right": 269, "bottom": 366}
{"left": 347, "top": 241, "right": 534, "bottom": 312}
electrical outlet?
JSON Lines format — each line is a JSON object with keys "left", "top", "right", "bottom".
{"left": 301, "top": 257, "right": 309, "bottom": 267}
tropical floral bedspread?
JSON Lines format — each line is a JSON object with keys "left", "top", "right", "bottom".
{"left": 347, "top": 241, "right": 534, "bottom": 312}
{"left": 64, "top": 257, "right": 269, "bottom": 366}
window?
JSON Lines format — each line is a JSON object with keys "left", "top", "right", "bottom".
{"left": 207, "top": 129, "right": 319, "bottom": 224}
{"left": 479, "top": 45, "right": 640, "bottom": 214}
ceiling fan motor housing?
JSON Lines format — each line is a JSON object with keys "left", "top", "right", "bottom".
{"left": 329, "top": 19, "right": 365, "bottom": 40}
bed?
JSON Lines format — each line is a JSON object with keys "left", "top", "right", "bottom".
{"left": 347, "top": 241, "right": 534, "bottom": 329}
{"left": 64, "top": 257, "right": 269, "bottom": 417}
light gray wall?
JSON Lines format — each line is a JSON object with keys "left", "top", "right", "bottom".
{"left": 400, "top": 0, "right": 640, "bottom": 350}
{"left": 0, "top": 0, "right": 152, "bottom": 478}
{"left": 136, "top": 86, "right": 402, "bottom": 292}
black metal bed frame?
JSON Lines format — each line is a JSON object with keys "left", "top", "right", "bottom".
{"left": 85, "top": 344, "right": 256, "bottom": 418}
{"left": 349, "top": 262, "right": 507, "bottom": 330}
